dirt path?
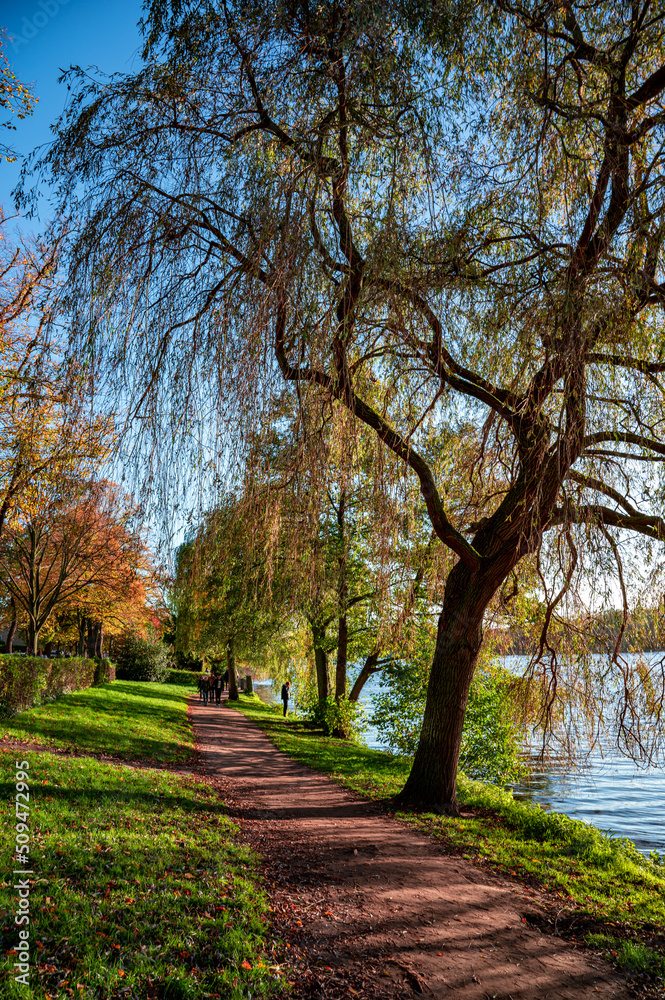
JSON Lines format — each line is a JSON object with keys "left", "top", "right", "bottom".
{"left": 191, "top": 696, "right": 634, "bottom": 1000}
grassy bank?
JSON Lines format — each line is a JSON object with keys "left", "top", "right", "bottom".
{"left": 0, "top": 682, "right": 195, "bottom": 764}
{"left": 231, "top": 693, "right": 665, "bottom": 985}
{"left": 0, "top": 684, "right": 286, "bottom": 999}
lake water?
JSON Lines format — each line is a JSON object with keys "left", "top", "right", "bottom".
{"left": 254, "top": 666, "right": 665, "bottom": 857}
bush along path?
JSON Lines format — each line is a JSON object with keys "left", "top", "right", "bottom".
{"left": 0, "top": 682, "right": 287, "bottom": 999}
{"left": 194, "top": 693, "right": 649, "bottom": 1000}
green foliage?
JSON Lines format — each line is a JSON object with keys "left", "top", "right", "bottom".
{"left": 372, "top": 657, "right": 523, "bottom": 783}
{"left": 166, "top": 668, "right": 201, "bottom": 685}
{"left": 585, "top": 934, "right": 665, "bottom": 976}
{"left": 0, "top": 655, "right": 114, "bottom": 716}
{"left": 303, "top": 694, "right": 368, "bottom": 740}
{"left": 458, "top": 671, "right": 523, "bottom": 784}
{"left": 116, "top": 629, "right": 169, "bottom": 682}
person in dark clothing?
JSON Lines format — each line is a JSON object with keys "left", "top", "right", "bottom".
{"left": 222, "top": 668, "right": 229, "bottom": 691}
{"left": 215, "top": 671, "right": 223, "bottom": 705}
{"left": 280, "top": 680, "right": 290, "bottom": 717}
{"left": 197, "top": 674, "right": 205, "bottom": 701}
{"left": 202, "top": 674, "right": 210, "bottom": 706}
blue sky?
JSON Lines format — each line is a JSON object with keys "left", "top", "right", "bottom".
{"left": 1, "top": 0, "right": 144, "bottom": 220}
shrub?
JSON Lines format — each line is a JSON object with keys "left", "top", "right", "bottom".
{"left": 372, "top": 659, "right": 524, "bottom": 784}
{"left": 303, "top": 695, "right": 368, "bottom": 740}
{"left": 116, "top": 631, "right": 169, "bottom": 682}
{"left": 166, "top": 669, "right": 201, "bottom": 685}
{"left": 0, "top": 656, "right": 115, "bottom": 715}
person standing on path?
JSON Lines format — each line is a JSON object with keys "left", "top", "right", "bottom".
{"left": 281, "top": 680, "right": 290, "bottom": 717}
{"left": 215, "top": 671, "right": 223, "bottom": 706}
{"left": 202, "top": 673, "right": 210, "bottom": 706}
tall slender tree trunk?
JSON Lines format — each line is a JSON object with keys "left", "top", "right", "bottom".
{"left": 86, "top": 621, "right": 96, "bottom": 659}
{"left": 6, "top": 598, "right": 17, "bottom": 654}
{"left": 335, "top": 613, "right": 348, "bottom": 701}
{"left": 227, "top": 636, "right": 239, "bottom": 701}
{"left": 28, "top": 622, "right": 39, "bottom": 653}
{"left": 311, "top": 622, "right": 330, "bottom": 702}
{"left": 95, "top": 621, "right": 104, "bottom": 658}
{"left": 334, "top": 490, "right": 348, "bottom": 702}
{"left": 77, "top": 616, "right": 87, "bottom": 657}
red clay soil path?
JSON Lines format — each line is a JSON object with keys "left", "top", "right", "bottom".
{"left": 191, "top": 697, "right": 633, "bottom": 1000}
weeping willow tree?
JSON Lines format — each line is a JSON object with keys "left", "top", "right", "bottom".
{"left": 23, "top": 0, "right": 665, "bottom": 810}
{"left": 171, "top": 494, "right": 299, "bottom": 698}
{"left": 241, "top": 397, "right": 461, "bottom": 704}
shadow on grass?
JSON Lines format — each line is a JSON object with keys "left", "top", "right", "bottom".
{"left": 0, "top": 753, "right": 272, "bottom": 1000}
{"left": 1, "top": 682, "right": 195, "bottom": 762}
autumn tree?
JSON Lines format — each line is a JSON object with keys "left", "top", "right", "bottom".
{"left": 0, "top": 479, "right": 149, "bottom": 652}
{"left": 0, "top": 28, "right": 36, "bottom": 164}
{"left": 31, "top": 0, "right": 665, "bottom": 810}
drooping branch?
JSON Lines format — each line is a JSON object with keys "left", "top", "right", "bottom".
{"left": 275, "top": 298, "right": 481, "bottom": 572}
{"left": 583, "top": 431, "right": 665, "bottom": 457}
{"left": 566, "top": 470, "right": 638, "bottom": 516}
{"left": 548, "top": 504, "right": 665, "bottom": 540}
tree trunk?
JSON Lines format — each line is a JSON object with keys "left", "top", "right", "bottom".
{"left": 44, "top": 640, "right": 53, "bottom": 657}
{"left": 334, "top": 489, "right": 348, "bottom": 702}
{"left": 28, "top": 621, "right": 39, "bottom": 653}
{"left": 86, "top": 620, "right": 96, "bottom": 659}
{"left": 77, "top": 616, "right": 87, "bottom": 657}
{"left": 396, "top": 563, "right": 489, "bottom": 814}
{"left": 227, "top": 637, "right": 239, "bottom": 701}
{"left": 312, "top": 622, "right": 330, "bottom": 702}
{"left": 349, "top": 651, "right": 380, "bottom": 702}
{"left": 95, "top": 621, "right": 104, "bottom": 658}
{"left": 5, "top": 598, "right": 17, "bottom": 654}
{"left": 335, "top": 613, "right": 348, "bottom": 701}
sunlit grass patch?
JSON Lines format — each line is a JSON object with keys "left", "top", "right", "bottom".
{"left": 0, "top": 752, "right": 285, "bottom": 999}
{"left": 0, "top": 682, "right": 195, "bottom": 764}
{"left": 585, "top": 933, "right": 665, "bottom": 976}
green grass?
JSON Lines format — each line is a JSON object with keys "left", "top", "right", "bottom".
{"left": 0, "top": 752, "right": 285, "bottom": 999}
{"left": 231, "top": 694, "right": 665, "bottom": 982}
{"left": 0, "top": 682, "right": 195, "bottom": 764}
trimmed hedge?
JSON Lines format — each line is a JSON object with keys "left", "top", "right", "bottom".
{"left": 165, "top": 668, "right": 201, "bottom": 685}
{"left": 0, "top": 656, "right": 115, "bottom": 715}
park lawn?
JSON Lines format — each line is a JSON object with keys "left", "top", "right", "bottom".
{"left": 0, "top": 751, "right": 285, "bottom": 1000}
{"left": 0, "top": 682, "right": 195, "bottom": 764}
{"left": 231, "top": 694, "right": 665, "bottom": 984}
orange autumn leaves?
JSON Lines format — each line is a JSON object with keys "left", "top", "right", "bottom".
{"left": 0, "top": 478, "right": 158, "bottom": 650}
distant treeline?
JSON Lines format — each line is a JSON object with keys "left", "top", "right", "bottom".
{"left": 487, "top": 609, "right": 665, "bottom": 658}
